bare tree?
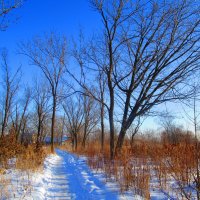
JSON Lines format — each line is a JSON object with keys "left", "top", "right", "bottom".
{"left": 180, "top": 82, "right": 200, "bottom": 199}
{"left": 20, "top": 33, "right": 68, "bottom": 152}
{"left": 63, "top": 96, "right": 84, "bottom": 151}
{"left": 0, "top": 51, "right": 20, "bottom": 138}
{"left": 33, "top": 80, "right": 50, "bottom": 149}
{"left": 75, "top": 0, "right": 200, "bottom": 158}
{"left": 0, "top": 0, "right": 23, "bottom": 30}
{"left": 157, "top": 111, "right": 187, "bottom": 145}
{"left": 97, "top": 71, "right": 106, "bottom": 151}
{"left": 82, "top": 92, "right": 99, "bottom": 148}
{"left": 55, "top": 114, "right": 66, "bottom": 145}
{"left": 13, "top": 87, "right": 31, "bottom": 142}
{"left": 128, "top": 116, "right": 143, "bottom": 148}
{"left": 52, "top": 114, "right": 67, "bottom": 145}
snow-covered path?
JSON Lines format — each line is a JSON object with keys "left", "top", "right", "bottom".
{"left": 42, "top": 151, "right": 71, "bottom": 199}
{"left": 38, "top": 149, "right": 121, "bottom": 200}
{"left": 2, "top": 149, "right": 137, "bottom": 199}
{"left": 3, "top": 148, "right": 195, "bottom": 199}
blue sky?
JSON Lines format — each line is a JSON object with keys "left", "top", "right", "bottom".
{"left": 0, "top": 0, "right": 100, "bottom": 83}
{"left": 1, "top": 0, "right": 100, "bottom": 42}
{"left": 0, "top": 0, "right": 196, "bottom": 132}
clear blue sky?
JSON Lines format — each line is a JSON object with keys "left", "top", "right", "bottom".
{"left": 0, "top": 0, "right": 100, "bottom": 84}
{"left": 0, "top": 0, "right": 195, "bottom": 132}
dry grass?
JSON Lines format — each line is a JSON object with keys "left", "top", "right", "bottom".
{"left": 0, "top": 135, "right": 49, "bottom": 171}
{"left": 61, "top": 135, "right": 200, "bottom": 199}
{"left": 0, "top": 133, "right": 24, "bottom": 168}
{"left": 0, "top": 133, "right": 50, "bottom": 171}
{"left": 15, "top": 145, "right": 50, "bottom": 172}
{"left": 0, "top": 134, "right": 52, "bottom": 199}
{"left": 61, "top": 140, "right": 151, "bottom": 198}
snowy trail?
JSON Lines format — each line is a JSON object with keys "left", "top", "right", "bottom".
{"left": 2, "top": 149, "right": 192, "bottom": 199}
{"left": 42, "top": 153, "right": 72, "bottom": 199}
{"left": 53, "top": 149, "right": 119, "bottom": 200}
{"left": 3, "top": 148, "right": 134, "bottom": 199}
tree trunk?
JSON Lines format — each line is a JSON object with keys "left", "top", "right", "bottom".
{"left": 82, "top": 131, "right": 86, "bottom": 148}
{"left": 1, "top": 110, "right": 8, "bottom": 138}
{"left": 100, "top": 102, "right": 105, "bottom": 151}
{"left": 115, "top": 127, "right": 126, "bottom": 155}
{"left": 109, "top": 100, "right": 115, "bottom": 159}
{"left": 108, "top": 39, "right": 115, "bottom": 160}
{"left": 115, "top": 93, "right": 132, "bottom": 154}
{"left": 1, "top": 104, "right": 10, "bottom": 139}
{"left": 82, "top": 122, "right": 87, "bottom": 148}
{"left": 51, "top": 97, "right": 56, "bottom": 153}
{"left": 71, "top": 136, "right": 75, "bottom": 150}
{"left": 74, "top": 133, "right": 78, "bottom": 151}
{"left": 36, "top": 118, "right": 41, "bottom": 150}
{"left": 60, "top": 115, "right": 65, "bottom": 145}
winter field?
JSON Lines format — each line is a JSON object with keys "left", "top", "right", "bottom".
{"left": 0, "top": 147, "right": 198, "bottom": 200}
{"left": 0, "top": 149, "right": 137, "bottom": 200}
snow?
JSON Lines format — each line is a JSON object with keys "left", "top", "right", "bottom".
{"left": 54, "top": 149, "right": 127, "bottom": 199}
{"left": 0, "top": 149, "right": 138, "bottom": 199}
{"left": 1, "top": 148, "right": 197, "bottom": 199}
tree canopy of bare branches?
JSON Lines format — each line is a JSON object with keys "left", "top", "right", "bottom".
{"left": 0, "top": 50, "right": 21, "bottom": 138}
{"left": 0, "top": 0, "right": 23, "bottom": 30}
{"left": 63, "top": 95, "right": 84, "bottom": 151}
{"left": 14, "top": 87, "right": 31, "bottom": 142}
{"left": 82, "top": 92, "right": 100, "bottom": 148}
{"left": 32, "top": 80, "right": 50, "bottom": 149}
{"left": 19, "top": 33, "right": 68, "bottom": 152}
{"left": 74, "top": 0, "right": 200, "bottom": 158}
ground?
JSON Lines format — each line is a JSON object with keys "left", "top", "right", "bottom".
{"left": 1, "top": 149, "right": 189, "bottom": 199}
{"left": 1, "top": 149, "right": 138, "bottom": 199}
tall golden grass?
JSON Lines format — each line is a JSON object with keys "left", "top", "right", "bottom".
{"left": 0, "top": 133, "right": 52, "bottom": 199}
{"left": 62, "top": 134, "right": 199, "bottom": 199}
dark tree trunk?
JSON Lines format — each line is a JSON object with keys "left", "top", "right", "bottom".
{"left": 115, "top": 93, "right": 131, "bottom": 154}
{"left": 51, "top": 97, "right": 56, "bottom": 153}
{"left": 1, "top": 88, "right": 10, "bottom": 138}
{"left": 16, "top": 92, "right": 30, "bottom": 142}
{"left": 82, "top": 128, "right": 87, "bottom": 148}
{"left": 60, "top": 116, "right": 65, "bottom": 145}
{"left": 74, "top": 133, "right": 78, "bottom": 151}
{"left": 71, "top": 136, "right": 75, "bottom": 150}
{"left": 36, "top": 117, "right": 41, "bottom": 150}
{"left": 109, "top": 96, "right": 115, "bottom": 159}
{"left": 115, "top": 128, "right": 126, "bottom": 154}
{"left": 100, "top": 103, "right": 105, "bottom": 151}
{"left": 107, "top": 38, "right": 115, "bottom": 160}
{"left": 1, "top": 109, "right": 8, "bottom": 138}
{"left": 82, "top": 117, "right": 88, "bottom": 148}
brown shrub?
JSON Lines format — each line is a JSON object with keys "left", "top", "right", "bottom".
{"left": 0, "top": 133, "right": 50, "bottom": 170}
{"left": 64, "top": 133, "right": 200, "bottom": 199}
